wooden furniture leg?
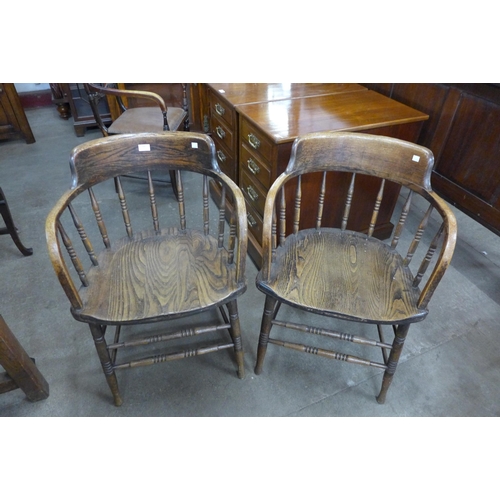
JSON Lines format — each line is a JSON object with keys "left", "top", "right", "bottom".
{"left": 0, "top": 315, "right": 49, "bottom": 401}
{"left": 0, "top": 187, "right": 33, "bottom": 256}
{"left": 254, "top": 295, "right": 279, "bottom": 375}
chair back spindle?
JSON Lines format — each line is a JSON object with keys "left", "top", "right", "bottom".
{"left": 218, "top": 185, "right": 226, "bottom": 249}
{"left": 367, "top": 178, "right": 386, "bottom": 237}
{"left": 391, "top": 190, "right": 413, "bottom": 249}
{"left": 147, "top": 171, "right": 160, "bottom": 234}
{"left": 89, "top": 188, "right": 111, "bottom": 249}
{"left": 293, "top": 175, "right": 302, "bottom": 234}
{"left": 227, "top": 212, "right": 236, "bottom": 265}
{"left": 176, "top": 170, "right": 186, "bottom": 230}
{"left": 404, "top": 205, "right": 433, "bottom": 266}
{"left": 316, "top": 171, "right": 327, "bottom": 229}
{"left": 115, "top": 176, "right": 133, "bottom": 239}
{"left": 203, "top": 175, "right": 210, "bottom": 236}
{"left": 68, "top": 203, "right": 98, "bottom": 266}
{"left": 341, "top": 173, "right": 356, "bottom": 231}
{"left": 279, "top": 187, "right": 286, "bottom": 246}
{"left": 413, "top": 224, "right": 444, "bottom": 287}
{"left": 271, "top": 207, "right": 278, "bottom": 260}
{"left": 57, "top": 221, "right": 88, "bottom": 287}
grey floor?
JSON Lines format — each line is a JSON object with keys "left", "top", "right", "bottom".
{"left": 1, "top": 105, "right": 500, "bottom": 417}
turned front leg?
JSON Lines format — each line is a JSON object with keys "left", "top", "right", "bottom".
{"left": 376, "top": 323, "right": 410, "bottom": 404}
{"left": 89, "top": 323, "right": 123, "bottom": 407}
{"left": 254, "top": 295, "right": 279, "bottom": 375}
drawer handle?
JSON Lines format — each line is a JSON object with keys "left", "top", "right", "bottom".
{"left": 248, "top": 133, "right": 261, "bottom": 150}
{"left": 247, "top": 213, "right": 257, "bottom": 228}
{"left": 216, "top": 126, "right": 226, "bottom": 140}
{"left": 247, "top": 158, "right": 260, "bottom": 175}
{"left": 215, "top": 103, "right": 225, "bottom": 116}
{"left": 217, "top": 150, "right": 226, "bottom": 163}
{"left": 246, "top": 185, "right": 259, "bottom": 202}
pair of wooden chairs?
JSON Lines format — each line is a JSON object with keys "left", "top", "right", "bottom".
{"left": 45, "top": 130, "right": 457, "bottom": 407}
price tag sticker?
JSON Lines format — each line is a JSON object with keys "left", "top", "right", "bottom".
{"left": 138, "top": 144, "right": 151, "bottom": 152}
{"left": 191, "top": 142, "right": 199, "bottom": 149}
{"left": 412, "top": 155, "right": 420, "bottom": 163}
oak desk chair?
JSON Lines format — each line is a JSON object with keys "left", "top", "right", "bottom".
{"left": 46, "top": 132, "right": 247, "bottom": 406}
{"left": 254, "top": 131, "right": 457, "bottom": 403}
{"left": 84, "top": 83, "right": 189, "bottom": 198}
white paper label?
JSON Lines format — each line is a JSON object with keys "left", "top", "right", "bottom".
{"left": 138, "top": 144, "right": 151, "bottom": 152}
{"left": 191, "top": 142, "right": 199, "bottom": 149}
{"left": 412, "top": 155, "right": 420, "bottom": 162}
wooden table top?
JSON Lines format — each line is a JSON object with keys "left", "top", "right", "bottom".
{"left": 237, "top": 90, "right": 429, "bottom": 144}
{"left": 206, "top": 83, "right": 367, "bottom": 106}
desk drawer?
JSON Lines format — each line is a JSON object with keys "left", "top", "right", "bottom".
{"left": 240, "top": 142, "right": 272, "bottom": 190}
{"left": 245, "top": 200, "right": 263, "bottom": 246}
{"left": 214, "top": 141, "right": 236, "bottom": 182}
{"left": 241, "top": 168, "right": 267, "bottom": 216}
{"left": 211, "top": 114, "right": 234, "bottom": 153}
{"left": 209, "top": 90, "right": 235, "bottom": 129}
{"left": 240, "top": 118, "right": 274, "bottom": 164}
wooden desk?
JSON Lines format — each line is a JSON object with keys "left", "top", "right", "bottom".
{"left": 206, "top": 83, "right": 367, "bottom": 182}
{"left": 210, "top": 88, "right": 428, "bottom": 266}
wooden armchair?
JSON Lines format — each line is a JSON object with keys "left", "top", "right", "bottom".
{"left": 254, "top": 131, "right": 457, "bottom": 403}
{"left": 84, "top": 83, "right": 189, "bottom": 198}
{"left": 46, "top": 132, "right": 247, "bottom": 406}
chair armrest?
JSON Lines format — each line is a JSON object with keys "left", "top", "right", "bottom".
{"left": 417, "top": 191, "right": 458, "bottom": 310}
{"left": 45, "top": 191, "right": 83, "bottom": 311}
{"left": 86, "top": 83, "right": 167, "bottom": 112}
{"left": 217, "top": 172, "right": 248, "bottom": 285}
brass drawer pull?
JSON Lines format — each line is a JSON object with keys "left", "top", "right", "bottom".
{"left": 215, "top": 103, "right": 225, "bottom": 116}
{"left": 246, "top": 185, "right": 259, "bottom": 202}
{"left": 217, "top": 150, "right": 226, "bottom": 163}
{"left": 248, "top": 133, "right": 261, "bottom": 150}
{"left": 247, "top": 158, "right": 260, "bottom": 175}
{"left": 216, "top": 126, "right": 226, "bottom": 140}
{"left": 247, "top": 214, "right": 257, "bottom": 228}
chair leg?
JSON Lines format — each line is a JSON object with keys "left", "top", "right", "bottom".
{"left": 0, "top": 188, "right": 33, "bottom": 256}
{"left": 89, "top": 323, "right": 123, "bottom": 407}
{"left": 254, "top": 295, "right": 279, "bottom": 375}
{"left": 226, "top": 300, "right": 245, "bottom": 379}
{"left": 376, "top": 323, "right": 410, "bottom": 404}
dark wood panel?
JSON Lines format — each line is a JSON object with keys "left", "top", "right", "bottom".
{"left": 365, "top": 83, "right": 500, "bottom": 236}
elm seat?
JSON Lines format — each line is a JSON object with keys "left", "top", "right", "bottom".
{"left": 260, "top": 228, "right": 424, "bottom": 324}
{"left": 254, "top": 131, "right": 457, "bottom": 404}
{"left": 107, "top": 106, "right": 187, "bottom": 135}
{"left": 46, "top": 132, "right": 248, "bottom": 407}
{"left": 77, "top": 228, "right": 243, "bottom": 325}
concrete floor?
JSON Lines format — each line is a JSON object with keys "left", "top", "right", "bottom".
{"left": 1, "top": 105, "right": 500, "bottom": 417}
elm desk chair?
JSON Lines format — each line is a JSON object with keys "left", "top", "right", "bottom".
{"left": 84, "top": 83, "right": 188, "bottom": 199}
{"left": 46, "top": 132, "right": 247, "bottom": 406}
{"left": 254, "top": 131, "right": 457, "bottom": 403}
